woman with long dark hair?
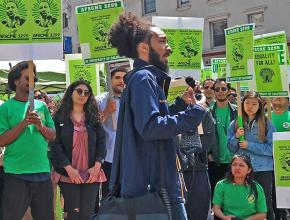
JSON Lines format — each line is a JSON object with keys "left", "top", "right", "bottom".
{"left": 213, "top": 154, "right": 267, "bottom": 220}
{"left": 50, "top": 80, "right": 106, "bottom": 220}
{"left": 227, "top": 91, "right": 276, "bottom": 220}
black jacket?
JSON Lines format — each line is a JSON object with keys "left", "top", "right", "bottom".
{"left": 49, "top": 114, "right": 106, "bottom": 176}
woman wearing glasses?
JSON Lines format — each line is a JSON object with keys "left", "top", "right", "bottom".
{"left": 50, "top": 80, "right": 106, "bottom": 220}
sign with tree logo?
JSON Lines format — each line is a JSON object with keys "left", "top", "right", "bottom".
{"left": 225, "top": 24, "right": 255, "bottom": 82}
{"left": 273, "top": 132, "right": 290, "bottom": 208}
{"left": 65, "top": 54, "right": 100, "bottom": 96}
{"left": 76, "top": 1, "right": 124, "bottom": 64}
{"left": 0, "top": 0, "right": 62, "bottom": 60}
{"left": 152, "top": 16, "right": 204, "bottom": 79}
{"left": 252, "top": 44, "right": 289, "bottom": 97}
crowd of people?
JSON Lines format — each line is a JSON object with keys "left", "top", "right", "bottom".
{"left": 0, "top": 13, "right": 289, "bottom": 220}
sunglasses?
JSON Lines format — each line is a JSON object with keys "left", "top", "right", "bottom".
{"left": 25, "top": 77, "right": 38, "bottom": 82}
{"left": 204, "top": 86, "right": 213, "bottom": 90}
{"left": 34, "top": 95, "right": 43, "bottom": 99}
{"left": 214, "top": 87, "right": 228, "bottom": 92}
{"left": 74, "top": 88, "right": 90, "bottom": 97}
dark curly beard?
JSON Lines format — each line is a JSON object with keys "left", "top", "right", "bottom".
{"left": 148, "top": 45, "right": 169, "bottom": 73}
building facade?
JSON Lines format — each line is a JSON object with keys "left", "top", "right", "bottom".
{"left": 63, "top": 0, "right": 290, "bottom": 65}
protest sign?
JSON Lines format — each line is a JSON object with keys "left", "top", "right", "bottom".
{"left": 225, "top": 24, "right": 255, "bottom": 82}
{"left": 76, "top": 1, "right": 124, "bottom": 64}
{"left": 200, "top": 66, "right": 212, "bottom": 83}
{"left": 212, "top": 58, "right": 226, "bottom": 79}
{"left": 65, "top": 54, "right": 100, "bottom": 96}
{"left": 273, "top": 132, "right": 290, "bottom": 208}
{"left": 252, "top": 44, "right": 289, "bottom": 97}
{"left": 255, "top": 31, "right": 290, "bottom": 65}
{"left": 0, "top": 0, "right": 62, "bottom": 60}
{"left": 152, "top": 16, "right": 204, "bottom": 79}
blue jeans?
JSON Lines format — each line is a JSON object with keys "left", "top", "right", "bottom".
{"left": 171, "top": 202, "right": 188, "bottom": 220}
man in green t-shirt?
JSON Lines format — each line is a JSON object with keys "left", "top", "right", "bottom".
{"left": 209, "top": 79, "right": 237, "bottom": 195}
{"left": 0, "top": 61, "right": 56, "bottom": 220}
{"left": 271, "top": 97, "right": 290, "bottom": 219}
{"left": 271, "top": 97, "right": 290, "bottom": 132}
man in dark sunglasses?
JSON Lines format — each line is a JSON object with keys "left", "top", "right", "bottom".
{"left": 0, "top": 61, "right": 56, "bottom": 220}
{"left": 208, "top": 78, "right": 237, "bottom": 197}
{"left": 202, "top": 79, "right": 215, "bottom": 108}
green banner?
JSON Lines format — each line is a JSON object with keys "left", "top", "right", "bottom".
{"left": 225, "top": 24, "right": 255, "bottom": 82}
{"left": 255, "top": 32, "right": 290, "bottom": 65}
{"left": 254, "top": 44, "right": 288, "bottom": 97}
{"left": 76, "top": 1, "right": 123, "bottom": 64}
{"left": 68, "top": 59, "right": 98, "bottom": 95}
{"left": 273, "top": 139, "right": 290, "bottom": 187}
{"left": 200, "top": 66, "right": 212, "bottom": 83}
{"left": 163, "top": 29, "right": 203, "bottom": 70}
{"left": 211, "top": 58, "right": 226, "bottom": 79}
{"left": 0, "top": 0, "right": 61, "bottom": 44}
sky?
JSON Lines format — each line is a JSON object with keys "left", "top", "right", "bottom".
{"left": 0, "top": 60, "right": 66, "bottom": 73}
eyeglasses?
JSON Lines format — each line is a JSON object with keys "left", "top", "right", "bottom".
{"left": 74, "top": 88, "right": 90, "bottom": 97}
{"left": 34, "top": 95, "right": 43, "bottom": 99}
{"left": 25, "top": 77, "right": 38, "bottom": 82}
{"left": 214, "top": 87, "right": 228, "bottom": 92}
{"left": 204, "top": 86, "right": 213, "bottom": 90}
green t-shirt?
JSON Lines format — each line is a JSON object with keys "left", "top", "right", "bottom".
{"left": 213, "top": 179, "right": 267, "bottom": 219}
{"left": 216, "top": 105, "right": 232, "bottom": 163}
{"left": 0, "top": 99, "right": 55, "bottom": 174}
{"left": 272, "top": 111, "right": 290, "bottom": 132}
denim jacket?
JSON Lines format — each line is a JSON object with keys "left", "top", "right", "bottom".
{"left": 227, "top": 119, "right": 276, "bottom": 172}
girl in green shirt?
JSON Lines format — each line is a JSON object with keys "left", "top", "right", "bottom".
{"left": 213, "top": 154, "right": 267, "bottom": 220}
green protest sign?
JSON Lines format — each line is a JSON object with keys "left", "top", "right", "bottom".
{"left": 163, "top": 29, "right": 203, "bottom": 70}
{"left": 231, "top": 81, "right": 249, "bottom": 91}
{"left": 76, "top": 1, "right": 123, "bottom": 64}
{"left": 0, "top": 0, "right": 61, "bottom": 44}
{"left": 211, "top": 58, "right": 226, "bottom": 79}
{"left": 167, "top": 78, "right": 187, "bottom": 105}
{"left": 255, "top": 31, "right": 290, "bottom": 65}
{"left": 225, "top": 24, "right": 255, "bottom": 82}
{"left": 273, "top": 139, "right": 290, "bottom": 187}
{"left": 200, "top": 66, "right": 212, "bottom": 83}
{"left": 68, "top": 59, "right": 98, "bottom": 95}
{"left": 253, "top": 44, "right": 288, "bottom": 97}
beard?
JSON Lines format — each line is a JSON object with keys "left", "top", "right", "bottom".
{"left": 112, "top": 87, "right": 123, "bottom": 95}
{"left": 148, "top": 46, "right": 169, "bottom": 73}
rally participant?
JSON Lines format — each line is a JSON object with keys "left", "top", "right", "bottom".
{"left": 50, "top": 80, "right": 106, "bottom": 220}
{"left": 108, "top": 13, "right": 205, "bottom": 219}
{"left": 213, "top": 154, "right": 267, "bottom": 220}
{"left": 0, "top": 61, "right": 56, "bottom": 220}
{"left": 227, "top": 91, "right": 276, "bottom": 220}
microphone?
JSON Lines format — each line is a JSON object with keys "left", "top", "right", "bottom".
{"left": 185, "top": 76, "right": 202, "bottom": 101}
{"left": 185, "top": 76, "right": 196, "bottom": 90}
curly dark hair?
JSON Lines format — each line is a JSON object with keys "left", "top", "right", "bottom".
{"left": 54, "top": 80, "right": 100, "bottom": 125}
{"left": 8, "top": 61, "right": 37, "bottom": 91}
{"left": 225, "top": 154, "right": 258, "bottom": 199}
{"left": 108, "top": 13, "right": 152, "bottom": 59}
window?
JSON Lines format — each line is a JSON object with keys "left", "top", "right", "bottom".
{"left": 248, "top": 12, "right": 264, "bottom": 29}
{"left": 179, "top": 0, "right": 190, "bottom": 6}
{"left": 144, "top": 0, "right": 156, "bottom": 14}
{"left": 210, "top": 20, "right": 227, "bottom": 47}
{"left": 63, "top": 12, "right": 68, "bottom": 29}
